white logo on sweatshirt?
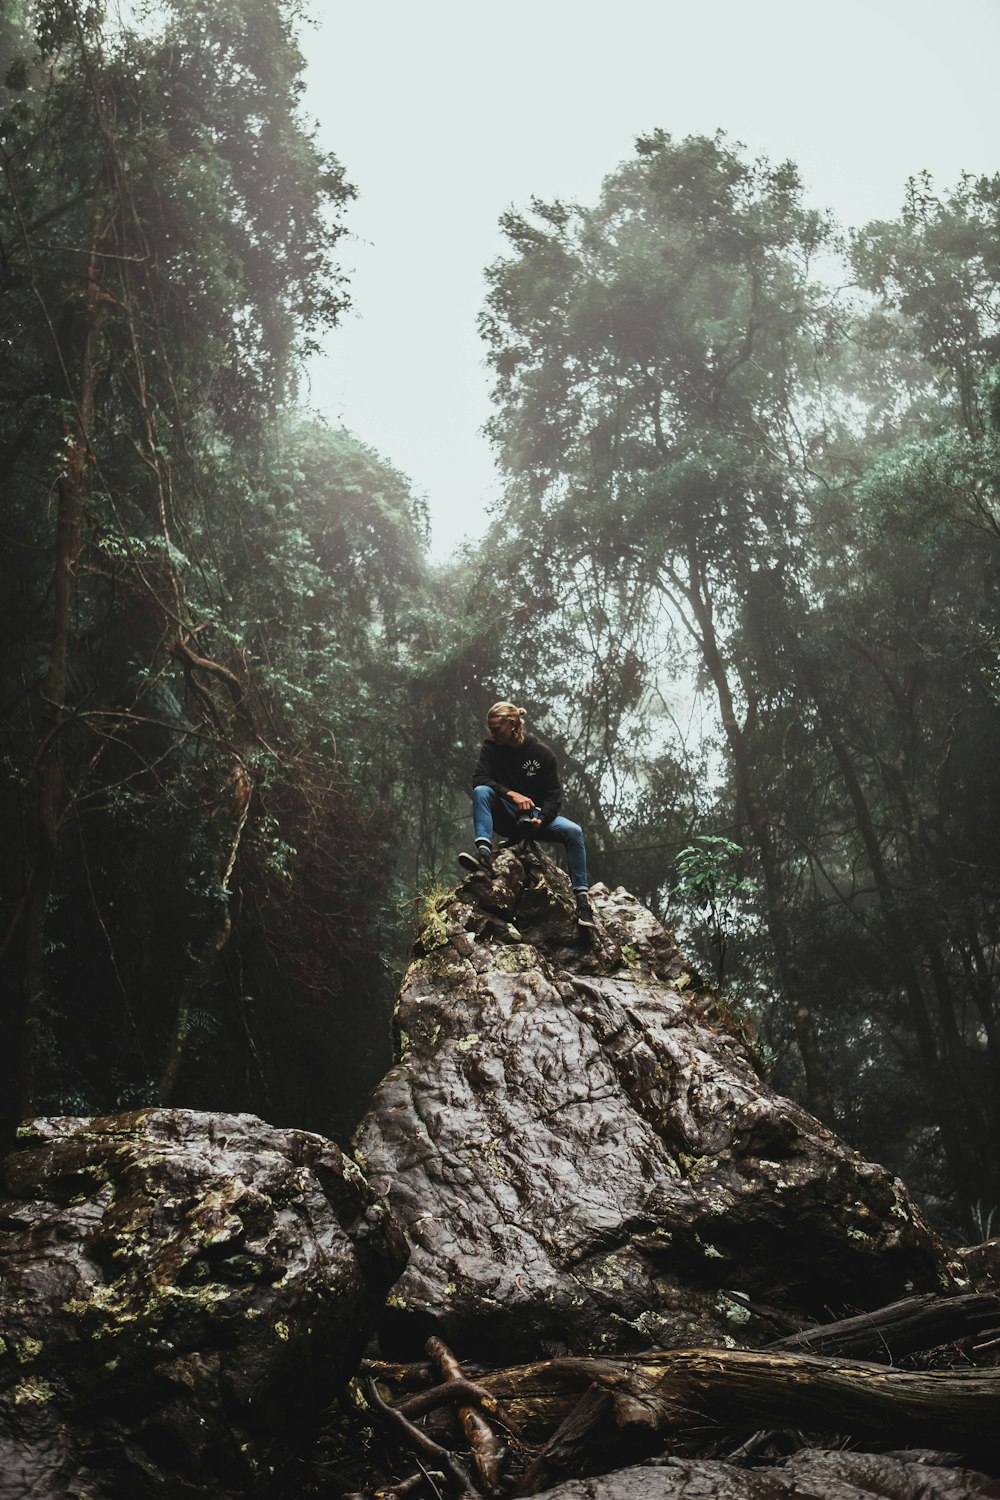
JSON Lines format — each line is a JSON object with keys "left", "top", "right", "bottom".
{"left": 522, "top": 758, "right": 542, "bottom": 777}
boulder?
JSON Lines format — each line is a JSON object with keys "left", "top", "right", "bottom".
{"left": 0, "top": 1108, "right": 407, "bottom": 1500}
{"left": 958, "top": 1237, "right": 1000, "bottom": 1289}
{"left": 356, "top": 848, "right": 960, "bottom": 1360}
{"left": 534, "top": 1452, "right": 1000, "bottom": 1500}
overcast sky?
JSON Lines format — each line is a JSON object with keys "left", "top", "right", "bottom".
{"left": 300, "top": 0, "right": 1000, "bottom": 558}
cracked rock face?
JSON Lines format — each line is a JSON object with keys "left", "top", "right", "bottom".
{"left": 356, "top": 850, "right": 959, "bottom": 1360}
{"left": 0, "top": 1109, "right": 407, "bottom": 1500}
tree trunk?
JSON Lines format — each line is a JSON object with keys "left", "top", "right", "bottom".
{"left": 680, "top": 560, "right": 832, "bottom": 1119}
{"left": 17, "top": 216, "right": 105, "bottom": 1118}
{"left": 808, "top": 680, "right": 980, "bottom": 1203}
{"left": 157, "top": 768, "right": 251, "bottom": 1103}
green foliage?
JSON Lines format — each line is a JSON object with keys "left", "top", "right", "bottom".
{"left": 398, "top": 879, "right": 452, "bottom": 942}
{"left": 852, "top": 171, "right": 1000, "bottom": 437}
{"left": 970, "top": 1201, "right": 998, "bottom": 1244}
{"left": 0, "top": 0, "right": 425, "bottom": 1136}
{"left": 672, "top": 836, "right": 755, "bottom": 986}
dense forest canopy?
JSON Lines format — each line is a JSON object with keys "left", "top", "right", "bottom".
{"left": 479, "top": 136, "right": 1000, "bottom": 1230}
{"left": 2, "top": 0, "right": 1000, "bottom": 1237}
{"left": 0, "top": 0, "right": 428, "bottom": 1135}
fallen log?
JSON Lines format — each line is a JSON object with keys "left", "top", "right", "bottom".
{"left": 769, "top": 1291, "right": 1000, "bottom": 1361}
{"left": 479, "top": 1347, "right": 1000, "bottom": 1465}
{"left": 511, "top": 1384, "right": 619, "bottom": 1498}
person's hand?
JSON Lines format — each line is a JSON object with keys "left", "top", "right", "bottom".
{"left": 507, "top": 791, "right": 534, "bottom": 811}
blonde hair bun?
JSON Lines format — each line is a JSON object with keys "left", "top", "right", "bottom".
{"left": 486, "top": 701, "right": 527, "bottom": 745}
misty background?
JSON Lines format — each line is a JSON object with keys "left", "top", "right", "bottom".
{"left": 303, "top": 0, "right": 1000, "bottom": 554}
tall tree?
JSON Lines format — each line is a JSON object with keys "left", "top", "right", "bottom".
{"left": 0, "top": 0, "right": 390, "bottom": 1127}
{"left": 480, "top": 137, "right": 1000, "bottom": 1225}
{"left": 481, "top": 131, "right": 839, "bottom": 1116}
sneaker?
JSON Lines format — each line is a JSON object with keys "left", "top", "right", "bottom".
{"left": 575, "top": 892, "right": 597, "bottom": 929}
{"left": 458, "top": 842, "right": 494, "bottom": 876}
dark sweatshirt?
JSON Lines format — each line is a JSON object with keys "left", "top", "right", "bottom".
{"left": 471, "top": 734, "right": 562, "bottom": 823}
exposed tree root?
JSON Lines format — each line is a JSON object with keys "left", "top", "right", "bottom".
{"left": 362, "top": 1376, "right": 474, "bottom": 1498}
{"left": 427, "top": 1336, "right": 509, "bottom": 1495}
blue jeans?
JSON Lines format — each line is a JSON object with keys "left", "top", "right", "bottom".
{"left": 472, "top": 784, "right": 589, "bottom": 891}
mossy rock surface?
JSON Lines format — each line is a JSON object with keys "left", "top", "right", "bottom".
{"left": 0, "top": 1108, "right": 406, "bottom": 1499}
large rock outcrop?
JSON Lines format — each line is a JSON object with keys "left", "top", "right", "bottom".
{"left": 0, "top": 1109, "right": 407, "bottom": 1500}
{"left": 357, "top": 847, "right": 960, "bottom": 1360}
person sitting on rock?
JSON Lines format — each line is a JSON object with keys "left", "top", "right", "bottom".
{"left": 459, "top": 700, "right": 597, "bottom": 929}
